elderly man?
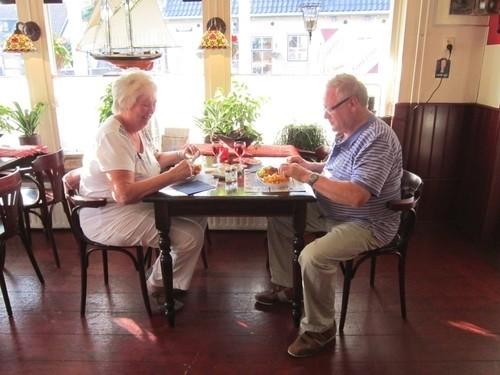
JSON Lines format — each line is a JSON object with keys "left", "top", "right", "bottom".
{"left": 256, "top": 74, "right": 403, "bottom": 357}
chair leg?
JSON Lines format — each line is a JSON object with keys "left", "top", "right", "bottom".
{"left": 201, "top": 243, "right": 208, "bottom": 269}
{"left": 201, "top": 228, "right": 211, "bottom": 269}
{"left": 44, "top": 206, "right": 61, "bottom": 268}
{"left": 0, "top": 242, "right": 13, "bottom": 317}
{"left": 398, "top": 253, "right": 407, "bottom": 319}
{"left": 19, "top": 228, "right": 44, "bottom": 284}
{"left": 370, "top": 257, "right": 377, "bottom": 287}
{"left": 136, "top": 247, "right": 152, "bottom": 315}
{"left": 23, "top": 210, "right": 32, "bottom": 247}
{"left": 102, "top": 250, "right": 109, "bottom": 285}
{"left": 144, "top": 247, "right": 152, "bottom": 269}
{"left": 80, "top": 243, "right": 88, "bottom": 316}
{"left": 339, "top": 260, "right": 353, "bottom": 334}
{"left": 61, "top": 199, "right": 72, "bottom": 230}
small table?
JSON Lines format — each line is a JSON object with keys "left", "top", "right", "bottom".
{"left": 144, "top": 157, "right": 316, "bottom": 327}
{"left": 0, "top": 155, "right": 37, "bottom": 172}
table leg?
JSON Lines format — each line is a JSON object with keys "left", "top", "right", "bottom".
{"left": 158, "top": 217, "right": 175, "bottom": 327}
{"left": 292, "top": 203, "right": 306, "bottom": 327}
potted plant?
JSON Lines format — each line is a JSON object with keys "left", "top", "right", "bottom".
{"left": 275, "top": 123, "right": 329, "bottom": 161}
{"left": 98, "top": 83, "right": 113, "bottom": 124}
{"left": 53, "top": 37, "right": 73, "bottom": 71}
{"left": 0, "top": 105, "right": 14, "bottom": 136}
{"left": 195, "top": 82, "right": 264, "bottom": 146}
{"left": 4, "top": 101, "right": 46, "bottom": 145}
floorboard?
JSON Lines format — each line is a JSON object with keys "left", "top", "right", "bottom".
{"left": 1, "top": 225, "right": 500, "bottom": 374}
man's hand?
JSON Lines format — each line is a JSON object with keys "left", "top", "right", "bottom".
{"left": 279, "top": 162, "right": 310, "bottom": 183}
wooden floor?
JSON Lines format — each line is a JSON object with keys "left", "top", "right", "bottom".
{"left": 1, "top": 225, "right": 500, "bottom": 374}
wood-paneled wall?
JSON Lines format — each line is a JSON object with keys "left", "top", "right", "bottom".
{"left": 392, "top": 102, "right": 500, "bottom": 244}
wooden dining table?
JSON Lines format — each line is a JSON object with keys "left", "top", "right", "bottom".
{"left": 143, "top": 155, "right": 316, "bottom": 327}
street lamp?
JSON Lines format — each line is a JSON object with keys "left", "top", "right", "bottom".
{"left": 301, "top": 3, "right": 320, "bottom": 41}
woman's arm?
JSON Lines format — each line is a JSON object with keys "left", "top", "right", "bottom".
{"left": 155, "top": 150, "right": 183, "bottom": 169}
{"left": 106, "top": 159, "right": 194, "bottom": 204}
{"left": 154, "top": 144, "right": 200, "bottom": 169}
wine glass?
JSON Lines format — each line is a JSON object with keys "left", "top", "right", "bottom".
{"left": 211, "top": 139, "right": 224, "bottom": 167}
{"left": 233, "top": 141, "right": 246, "bottom": 166}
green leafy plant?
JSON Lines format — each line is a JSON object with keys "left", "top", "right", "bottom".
{"left": 98, "top": 83, "right": 113, "bottom": 124}
{"left": 2, "top": 102, "right": 46, "bottom": 136}
{"left": 195, "top": 82, "right": 264, "bottom": 145}
{"left": 0, "top": 105, "right": 14, "bottom": 133}
{"left": 53, "top": 37, "right": 73, "bottom": 69}
{"left": 275, "top": 123, "right": 328, "bottom": 152}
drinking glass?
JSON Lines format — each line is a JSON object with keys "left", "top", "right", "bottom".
{"left": 211, "top": 139, "right": 224, "bottom": 167}
{"left": 233, "top": 141, "right": 246, "bottom": 166}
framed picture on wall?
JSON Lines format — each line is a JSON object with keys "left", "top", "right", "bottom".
{"left": 449, "top": 0, "right": 475, "bottom": 14}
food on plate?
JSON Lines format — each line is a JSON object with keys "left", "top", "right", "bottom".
{"left": 257, "top": 166, "right": 288, "bottom": 185}
{"left": 241, "top": 157, "right": 262, "bottom": 166}
{"left": 193, "top": 164, "right": 202, "bottom": 175}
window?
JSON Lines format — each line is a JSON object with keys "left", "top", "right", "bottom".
{"left": 232, "top": 4, "right": 393, "bottom": 144}
{"left": 251, "top": 36, "right": 272, "bottom": 75}
{"left": 44, "top": 0, "right": 205, "bottom": 152}
{"left": 0, "top": 4, "right": 29, "bottom": 145}
{"left": 287, "top": 35, "right": 308, "bottom": 62}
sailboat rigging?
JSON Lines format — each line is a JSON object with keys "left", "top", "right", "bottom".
{"left": 78, "top": 0, "right": 175, "bottom": 70}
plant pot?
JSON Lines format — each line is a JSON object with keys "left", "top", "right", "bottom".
{"left": 19, "top": 134, "right": 42, "bottom": 145}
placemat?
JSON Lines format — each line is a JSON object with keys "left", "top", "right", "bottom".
{"left": 170, "top": 180, "right": 215, "bottom": 195}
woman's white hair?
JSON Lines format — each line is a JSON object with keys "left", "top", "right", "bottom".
{"left": 112, "top": 69, "right": 157, "bottom": 114}
{"left": 327, "top": 73, "right": 368, "bottom": 107}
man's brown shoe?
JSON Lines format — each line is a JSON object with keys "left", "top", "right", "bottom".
{"left": 287, "top": 327, "right": 336, "bottom": 358}
{"left": 255, "top": 284, "right": 293, "bottom": 306}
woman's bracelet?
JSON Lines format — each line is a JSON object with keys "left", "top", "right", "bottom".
{"left": 176, "top": 150, "right": 184, "bottom": 161}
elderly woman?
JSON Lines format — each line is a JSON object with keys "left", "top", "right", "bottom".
{"left": 79, "top": 70, "right": 206, "bottom": 309}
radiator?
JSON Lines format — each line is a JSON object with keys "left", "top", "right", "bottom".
{"left": 30, "top": 204, "right": 268, "bottom": 231}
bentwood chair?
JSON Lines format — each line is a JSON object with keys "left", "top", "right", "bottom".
{"left": 0, "top": 169, "right": 45, "bottom": 317}
{"left": 21, "top": 149, "right": 72, "bottom": 268}
{"left": 337, "top": 170, "right": 423, "bottom": 333}
{"left": 63, "top": 168, "right": 152, "bottom": 316}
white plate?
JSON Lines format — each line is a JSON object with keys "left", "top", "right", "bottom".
{"left": 256, "top": 167, "right": 289, "bottom": 189}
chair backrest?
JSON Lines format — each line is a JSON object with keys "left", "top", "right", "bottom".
{"left": 31, "top": 149, "right": 66, "bottom": 204}
{"left": 392, "top": 170, "right": 423, "bottom": 247}
{"left": 0, "top": 169, "right": 24, "bottom": 239}
{"left": 62, "top": 168, "right": 107, "bottom": 243}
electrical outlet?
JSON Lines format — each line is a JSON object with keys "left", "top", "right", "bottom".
{"left": 444, "top": 37, "right": 455, "bottom": 51}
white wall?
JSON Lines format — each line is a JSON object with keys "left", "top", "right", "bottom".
{"left": 477, "top": 45, "right": 500, "bottom": 107}
{"left": 397, "top": 0, "right": 491, "bottom": 104}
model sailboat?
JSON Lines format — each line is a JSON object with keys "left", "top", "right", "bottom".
{"left": 78, "top": 0, "right": 176, "bottom": 70}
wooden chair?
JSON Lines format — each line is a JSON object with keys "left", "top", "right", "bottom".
{"left": 0, "top": 169, "right": 45, "bottom": 317}
{"left": 21, "top": 149, "right": 72, "bottom": 268}
{"left": 337, "top": 170, "right": 423, "bottom": 333}
{"left": 62, "top": 168, "right": 152, "bottom": 316}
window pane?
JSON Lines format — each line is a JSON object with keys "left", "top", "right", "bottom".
{"left": 231, "top": 2, "right": 393, "bottom": 144}
{"left": 0, "top": 4, "right": 30, "bottom": 145}
{"left": 46, "top": 0, "right": 205, "bottom": 152}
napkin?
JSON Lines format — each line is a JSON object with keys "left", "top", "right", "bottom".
{"left": 171, "top": 180, "right": 215, "bottom": 195}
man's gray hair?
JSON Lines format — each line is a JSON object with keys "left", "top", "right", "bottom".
{"left": 112, "top": 69, "right": 157, "bottom": 114}
{"left": 327, "top": 74, "right": 368, "bottom": 107}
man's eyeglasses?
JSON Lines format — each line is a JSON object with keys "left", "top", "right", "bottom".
{"left": 324, "top": 96, "right": 352, "bottom": 115}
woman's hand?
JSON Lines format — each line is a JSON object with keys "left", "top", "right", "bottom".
{"left": 182, "top": 144, "right": 200, "bottom": 161}
{"left": 168, "top": 159, "right": 195, "bottom": 182}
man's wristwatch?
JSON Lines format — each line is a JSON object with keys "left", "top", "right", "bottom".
{"left": 307, "top": 172, "right": 320, "bottom": 186}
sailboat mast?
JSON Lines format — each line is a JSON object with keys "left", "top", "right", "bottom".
{"left": 101, "top": 0, "right": 112, "bottom": 54}
{"left": 124, "top": 0, "right": 134, "bottom": 54}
